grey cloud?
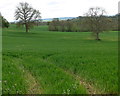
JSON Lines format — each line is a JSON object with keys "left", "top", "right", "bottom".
{"left": 47, "top": 1, "right": 60, "bottom": 5}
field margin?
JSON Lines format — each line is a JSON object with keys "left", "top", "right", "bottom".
{"left": 0, "top": 15, "right": 2, "bottom": 95}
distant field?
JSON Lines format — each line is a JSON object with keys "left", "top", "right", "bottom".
{"left": 2, "top": 25, "right": 118, "bottom": 94}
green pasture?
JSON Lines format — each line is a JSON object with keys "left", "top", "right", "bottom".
{"left": 2, "top": 25, "right": 118, "bottom": 94}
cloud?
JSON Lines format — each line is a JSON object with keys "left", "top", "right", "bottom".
{"left": 47, "top": 1, "right": 60, "bottom": 5}
{"left": 118, "top": 1, "right": 120, "bottom": 13}
{"left": 0, "top": 0, "right": 119, "bottom": 22}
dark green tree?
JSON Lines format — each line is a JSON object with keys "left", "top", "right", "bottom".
{"left": 0, "top": 13, "right": 9, "bottom": 28}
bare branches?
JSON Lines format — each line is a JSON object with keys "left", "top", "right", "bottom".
{"left": 15, "top": 2, "right": 41, "bottom": 32}
{"left": 86, "top": 7, "right": 106, "bottom": 17}
{"left": 85, "top": 7, "right": 110, "bottom": 40}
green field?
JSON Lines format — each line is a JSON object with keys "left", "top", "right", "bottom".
{"left": 2, "top": 25, "right": 118, "bottom": 94}
{"left": 0, "top": 53, "right": 1, "bottom": 95}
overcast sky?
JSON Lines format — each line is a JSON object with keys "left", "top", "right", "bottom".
{"left": 0, "top": 0, "right": 119, "bottom": 22}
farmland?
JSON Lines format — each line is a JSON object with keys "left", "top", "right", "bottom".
{"left": 2, "top": 25, "right": 118, "bottom": 94}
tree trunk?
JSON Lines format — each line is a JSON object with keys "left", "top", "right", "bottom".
{"left": 96, "top": 32, "right": 101, "bottom": 40}
{"left": 25, "top": 23, "right": 28, "bottom": 33}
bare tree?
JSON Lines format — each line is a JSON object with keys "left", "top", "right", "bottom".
{"left": 85, "top": 7, "right": 111, "bottom": 40}
{"left": 15, "top": 2, "right": 41, "bottom": 33}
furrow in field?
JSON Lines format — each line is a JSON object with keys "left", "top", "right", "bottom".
{"left": 42, "top": 58, "right": 99, "bottom": 94}
{"left": 22, "top": 57, "right": 88, "bottom": 94}
{"left": 61, "top": 69, "right": 99, "bottom": 94}
{"left": 14, "top": 58, "right": 43, "bottom": 94}
{"left": 22, "top": 67, "right": 42, "bottom": 94}
{"left": 53, "top": 67, "right": 99, "bottom": 94}
{"left": 42, "top": 55, "right": 100, "bottom": 94}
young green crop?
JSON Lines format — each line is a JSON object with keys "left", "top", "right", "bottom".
{"left": 2, "top": 25, "right": 118, "bottom": 94}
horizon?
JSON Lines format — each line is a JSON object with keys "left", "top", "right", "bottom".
{"left": 8, "top": 15, "right": 118, "bottom": 23}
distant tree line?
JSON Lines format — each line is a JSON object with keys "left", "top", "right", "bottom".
{"left": 48, "top": 7, "right": 118, "bottom": 40}
{"left": 49, "top": 15, "right": 118, "bottom": 32}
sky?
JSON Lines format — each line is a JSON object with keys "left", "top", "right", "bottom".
{"left": 0, "top": 0, "right": 119, "bottom": 22}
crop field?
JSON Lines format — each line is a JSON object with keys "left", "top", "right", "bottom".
{"left": 2, "top": 25, "right": 118, "bottom": 94}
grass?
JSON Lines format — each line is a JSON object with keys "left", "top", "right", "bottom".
{"left": 2, "top": 24, "right": 118, "bottom": 94}
{"left": 2, "top": 55, "right": 28, "bottom": 94}
{"left": 0, "top": 27, "right": 2, "bottom": 95}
